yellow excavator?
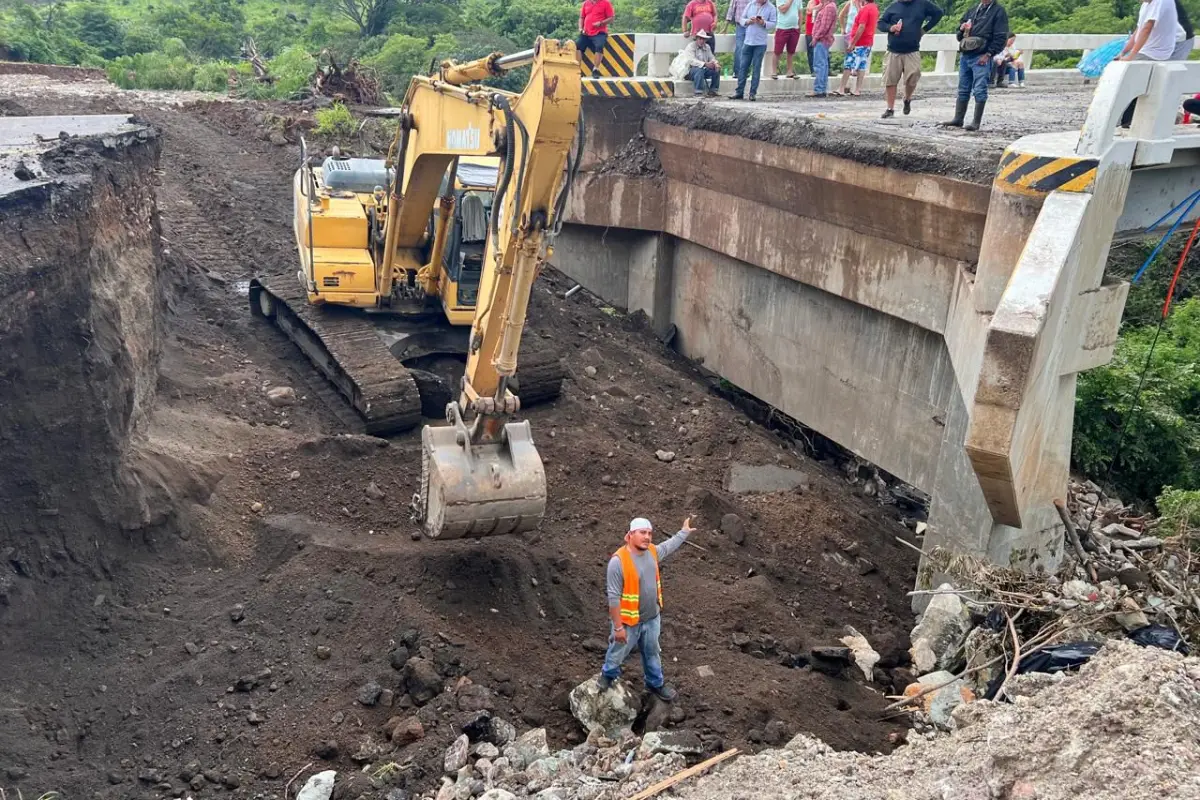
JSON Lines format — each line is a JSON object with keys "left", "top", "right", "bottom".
{"left": 249, "top": 39, "right": 583, "bottom": 538}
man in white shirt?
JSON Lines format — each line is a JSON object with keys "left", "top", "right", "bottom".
{"left": 1119, "top": 0, "right": 1179, "bottom": 61}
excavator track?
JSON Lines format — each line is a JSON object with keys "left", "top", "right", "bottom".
{"left": 249, "top": 276, "right": 423, "bottom": 435}
{"left": 248, "top": 277, "right": 566, "bottom": 436}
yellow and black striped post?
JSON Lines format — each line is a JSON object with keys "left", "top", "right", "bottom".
{"left": 578, "top": 33, "right": 638, "bottom": 78}
{"left": 582, "top": 79, "right": 675, "bottom": 99}
{"left": 994, "top": 148, "right": 1100, "bottom": 197}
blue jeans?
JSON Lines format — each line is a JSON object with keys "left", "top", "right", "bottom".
{"left": 813, "top": 43, "right": 830, "bottom": 93}
{"left": 601, "top": 615, "right": 665, "bottom": 689}
{"left": 958, "top": 52, "right": 990, "bottom": 103}
{"left": 735, "top": 44, "right": 766, "bottom": 98}
{"left": 733, "top": 23, "right": 747, "bottom": 79}
{"left": 689, "top": 66, "right": 719, "bottom": 93}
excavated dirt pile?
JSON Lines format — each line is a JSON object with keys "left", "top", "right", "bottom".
{"left": 678, "top": 640, "right": 1200, "bottom": 800}
{"left": 0, "top": 74, "right": 927, "bottom": 800}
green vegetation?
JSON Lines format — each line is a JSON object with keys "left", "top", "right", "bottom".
{"left": 315, "top": 100, "right": 357, "bottom": 135}
{"left": 1155, "top": 486, "right": 1200, "bottom": 535}
{"left": 7, "top": 0, "right": 1195, "bottom": 100}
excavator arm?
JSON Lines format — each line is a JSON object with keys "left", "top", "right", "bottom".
{"left": 386, "top": 39, "right": 583, "bottom": 539}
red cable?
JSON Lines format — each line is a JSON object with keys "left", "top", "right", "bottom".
{"left": 1162, "top": 213, "right": 1200, "bottom": 318}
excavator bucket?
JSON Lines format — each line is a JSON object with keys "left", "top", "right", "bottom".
{"left": 418, "top": 419, "right": 547, "bottom": 539}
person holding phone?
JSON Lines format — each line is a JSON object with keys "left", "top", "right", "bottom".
{"left": 731, "top": 0, "right": 778, "bottom": 99}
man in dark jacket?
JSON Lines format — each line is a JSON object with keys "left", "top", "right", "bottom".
{"left": 877, "top": 0, "right": 944, "bottom": 118}
{"left": 942, "top": 0, "right": 1009, "bottom": 131}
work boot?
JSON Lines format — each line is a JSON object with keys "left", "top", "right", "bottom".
{"left": 964, "top": 99, "right": 986, "bottom": 131}
{"left": 940, "top": 98, "right": 968, "bottom": 127}
{"left": 597, "top": 674, "right": 615, "bottom": 691}
{"left": 881, "top": 108, "right": 894, "bottom": 118}
{"left": 649, "top": 683, "right": 678, "bottom": 702}
{"left": 902, "top": 98, "right": 912, "bottom": 115}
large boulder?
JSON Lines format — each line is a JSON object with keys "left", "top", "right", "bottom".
{"left": 908, "top": 585, "right": 972, "bottom": 674}
{"left": 568, "top": 676, "right": 638, "bottom": 738}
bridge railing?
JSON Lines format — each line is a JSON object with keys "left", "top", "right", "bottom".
{"left": 626, "top": 32, "right": 1144, "bottom": 79}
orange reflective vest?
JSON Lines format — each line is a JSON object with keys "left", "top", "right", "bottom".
{"left": 615, "top": 544, "right": 662, "bottom": 627}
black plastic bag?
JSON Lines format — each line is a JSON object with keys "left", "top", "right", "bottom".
{"left": 983, "top": 642, "right": 1100, "bottom": 700}
{"left": 1127, "top": 624, "right": 1191, "bottom": 655}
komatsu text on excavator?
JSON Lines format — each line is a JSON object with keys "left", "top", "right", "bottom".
{"left": 248, "top": 39, "right": 584, "bottom": 540}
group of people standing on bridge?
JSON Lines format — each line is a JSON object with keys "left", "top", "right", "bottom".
{"left": 654, "top": 0, "right": 1196, "bottom": 132}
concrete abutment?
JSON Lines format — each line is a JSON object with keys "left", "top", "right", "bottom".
{"left": 558, "top": 96, "right": 1146, "bottom": 600}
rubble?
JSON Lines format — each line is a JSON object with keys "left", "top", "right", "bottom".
{"left": 695, "top": 642, "right": 1200, "bottom": 799}
{"left": 296, "top": 770, "right": 336, "bottom": 800}
{"left": 908, "top": 584, "right": 972, "bottom": 674}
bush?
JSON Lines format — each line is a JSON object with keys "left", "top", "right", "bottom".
{"left": 1073, "top": 298, "right": 1200, "bottom": 502}
{"left": 1156, "top": 486, "right": 1200, "bottom": 535}
{"left": 315, "top": 102, "right": 357, "bottom": 138}
{"left": 193, "top": 60, "right": 236, "bottom": 92}
{"left": 106, "top": 50, "right": 197, "bottom": 90}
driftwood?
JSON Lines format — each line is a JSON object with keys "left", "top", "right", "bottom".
{"left": 626, "top": 748, "right": 739, "bottom": 800}
{"left": 313, "top": 49, "right": 382, "bottom": 105}
{"left": 241, "top": 38, "right": 274, "bottom": 83}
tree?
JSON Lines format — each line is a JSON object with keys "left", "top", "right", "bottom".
{"left": 335, "top": 0, "right": 399, "bottom": 38}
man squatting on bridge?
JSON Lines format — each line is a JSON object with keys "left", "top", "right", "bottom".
{"left": 598, "top": 516, "right": 695, "bottom": 702}
{"left": 878, "top": 0, "right": 944, "bottom": 118}
{"left": 940, "top": 0, "right": 1009, "bottom": 131}
{"left": 669, "top": 30, "right": 722, "bottom": 96}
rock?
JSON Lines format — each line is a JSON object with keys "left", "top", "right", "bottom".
{"left": 296, "top": 770, "right": 337, "bottom": 800}
{"left": 316, "top": 645, "right": 332, "bottom": 660}
{"left": 503, "top": 728, "right": 550, "bottom": 770}
{"left": 568, "top": 677, "right": 638, "bottom": 738}
{"left": 534, "top": 790, "right": 569, "bottom": 800}
{"left": 903, "top": 671, "right": 975, "bottom": 729}
{"left": 723, "top": 463, "right": 809, "bottom": 494}
{"left": 762, "top": 720, "right": 789, "bottom": 747}
{"left": 1115, "top": 596, "right": 1150, "bottom": 631}
{"left": 731, "top": 632, "right": 751, "bottom": 649}
{"left": 478, "top": 791, "right": 517, "bottom": 800}
{"left": 720, "top": 513, "right": 746, "bottom": 545}
{"left": 247, "top": 710, "right": 266, "bottom": 725}
{"left": 473, "top": 741, "right": 500, "bottom": 759}
{"left": 229, "top": 604, "right": 245, "bottom": 623}
{"left": 457, "top": 683, "right": 495, "bottom": 712}
{"left": 389, "top": 645, "right": 412, "bottom": 670}
{"left": 1118, "top": 565, "right": 1149, "bottom": 589}
{"left": 581, "top": 637, "right": 608, "bottom": 654}
{"left": 445, "top": 734, "right": 471, "bottom": 774}
{"left": 810, "top": 646, "right": 852, "bottom": 676}
{"left": 405, "top": 657, "right": 443, "bottom": 705}
{"left": 365, "top": 481, "right": 387, "bottom": 500}
{"left": 388, "top": 716, "right": 425, "bottom": 746}
{"left": 266, "top": 386, "right": 297, "bottom": 406}
{"left": 358, "top": 681, "right": 383, "bottom": 706}
{"left": 839, "top": 626, "right": 881, "bottom": 682}
{"left": 962, "top": 627, "right": 1005, "bottom": 697}
{"left": 184, "top": 641, "right": 200, "bottom": 655}
{"left": 525, "top": 756, "right": 562, "bottom": 783}
{"left": 386, "top": 790, "right": 411, "bottom": 800}
{"left": 1062, "top": 580, "right": 1100, "bottom": 602}
{"left": 640, "top": 730, "right": 704, "bottom": 756}
{"left": 584, "top": 366, "right": 597, "bottom": 377}
{"left": 351, "top": 737, "right": 387, "bottom": 764}
{"left": 462, "top": 711, "right": 516, "bottom": 746}
{"left": 655, "top": 450, "right": 676, "bottom": 463}
{"left": 313, "top": 740, "right": 339, "bottom": 759}
{"left": 908, "top": 585, "right": 972, "bottom": 674}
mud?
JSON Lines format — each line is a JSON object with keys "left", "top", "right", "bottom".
{"left": 0, "top": 77, "right": 921, "bottom": 800}
{"left": 651, "top": 85, "right": 1096, "bottom": 184}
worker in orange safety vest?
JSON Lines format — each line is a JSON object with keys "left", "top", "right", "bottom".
{"left": 598, "top": 515, "right": 694, "bottom": 701}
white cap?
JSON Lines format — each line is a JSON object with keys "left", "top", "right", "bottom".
{"left": 629, "top": 517, "right": 653, "bottom": 532}
{"left": 696, "top": 29, "right": 712, "bottom": 39}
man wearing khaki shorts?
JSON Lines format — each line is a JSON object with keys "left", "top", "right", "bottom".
{"left": 877, "top": 0, "right": 944, "bottom": 118}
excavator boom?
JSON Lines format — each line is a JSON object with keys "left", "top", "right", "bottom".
{"left": 394, "top": 39, "right": 582, "bottom": 539}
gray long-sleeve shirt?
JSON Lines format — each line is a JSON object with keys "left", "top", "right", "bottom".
{"left": 606, "top": 531, "right": 689, "bottom": 623}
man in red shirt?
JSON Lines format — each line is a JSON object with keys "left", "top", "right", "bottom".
{"left": 683, "top": 0, "right": 718, "bottom": 37}
{"left": 578, "top": 0, "right": 615, "bottom": 77}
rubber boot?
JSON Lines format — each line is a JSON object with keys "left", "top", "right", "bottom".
{"left": 964, "top": 99, "right": 986, "bottom": 131}
{"left": 940, "top": 98, "right": 968, "bottom": 127}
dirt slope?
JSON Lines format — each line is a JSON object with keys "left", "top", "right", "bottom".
{"left": 0, "top": 76, "right": 920, "bottom": 800}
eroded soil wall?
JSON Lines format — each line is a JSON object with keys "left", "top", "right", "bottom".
{"left": 0, "top": 129, "right": 165, "bottom": 579}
